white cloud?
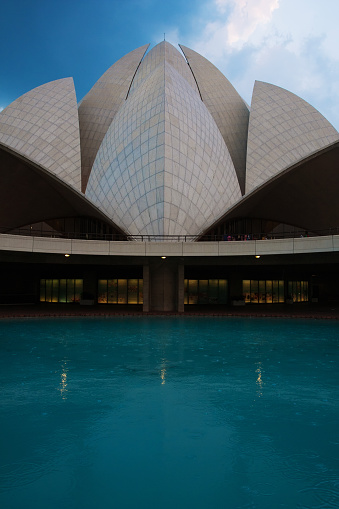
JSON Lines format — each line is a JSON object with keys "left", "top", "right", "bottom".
{"left": 216, "top": 0, "right": 279, "bottom": 47}
{"left": 183, "top": 0, "right": 339, "bottom": 129}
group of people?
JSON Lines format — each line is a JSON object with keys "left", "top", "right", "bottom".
{"left": 223, "top": 234, "right": 252, "bottom": 241}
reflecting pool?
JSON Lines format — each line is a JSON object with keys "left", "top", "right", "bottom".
{"left": 0, "top": 317, "right": 338, "bottom": 509}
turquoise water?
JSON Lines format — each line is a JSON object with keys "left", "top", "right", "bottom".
{"left": 0, "top": 317, "right": 338, "bottom": 509}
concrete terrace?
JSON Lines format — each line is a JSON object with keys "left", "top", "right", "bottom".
{"left": 1, "top": 233, "right": 339, "bottom": 257}
{"left": 1, "top": 303, "right": 339, "bottom": 320}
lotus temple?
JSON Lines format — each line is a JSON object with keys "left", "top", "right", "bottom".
{"left": 1, "top": 41, "right": 339, "bottom": 311}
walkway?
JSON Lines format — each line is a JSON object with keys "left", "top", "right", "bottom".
{"left": 1, "top": 303, "right": 339, "bottom": 320}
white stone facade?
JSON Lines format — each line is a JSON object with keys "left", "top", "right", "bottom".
{"left": 86, "top": 43, "right": 241, "bottom": 236}
{"left": 78, "top": 44, "right": 149, "bottom": 191}
{"left": 2, "top": 41, "right": 338, "bottom": 238}
{"left": 246, "top": 81, "right": 339, "bottom": 194}
{"left": 0, "top": 78, "right": 81, "bottom": 190}
{"left": 180, "top": 45, "right": 249, "bottom": 194}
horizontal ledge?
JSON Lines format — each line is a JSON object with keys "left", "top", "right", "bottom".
{"left": 0, "top": 234, "right": 337, "bottom": 257}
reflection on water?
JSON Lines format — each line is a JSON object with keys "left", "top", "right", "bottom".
{"left": 0, "top": 317, "right": 338, "bottom": 509}
{"left": 59, "top": 359, "right": 68, "bottom": 400}
{"left": 255, "top": 361, "right": 263, "bottom": 397}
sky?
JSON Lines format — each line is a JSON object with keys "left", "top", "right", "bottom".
{"left": 1, "top": 0, "right": 339, "bottom": 129}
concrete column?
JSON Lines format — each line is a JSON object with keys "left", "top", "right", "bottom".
{"left": 149, "top": 258, "right": 178, "bottom": 312}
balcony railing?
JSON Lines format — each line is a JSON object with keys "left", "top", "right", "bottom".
{"left": 1, "top": 227, "right": 339, "bottom": 242}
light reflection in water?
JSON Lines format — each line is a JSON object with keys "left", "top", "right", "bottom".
{"left": 255, "top": 361, "right": 263, "bottom": 397}
{"left": 59, "top": 360, "right": 69, "bottom": 399}
{"left": 160, "top": 358, "right": 167, "bottom": 385}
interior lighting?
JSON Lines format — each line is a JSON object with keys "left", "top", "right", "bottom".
{"left": 161, "top": 256, "right": 166, "bottom": 259}
{"left": 255, "top": 255, "right": 261, "bottom": 259}
{"left": 65, "top": 254, "right": 70, "bottom": 257}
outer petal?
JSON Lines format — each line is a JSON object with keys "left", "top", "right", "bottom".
{"left": 246, "top": 81, "right": 339, "bottom": 194}
{"left": 86, "top": 43, "right": 241, "bottom": 237}
{"left": 0, "top": 78, "right": 81, "bottom": 190}
{"left": 179, "top": 44, "right": 249, "bottom": 194}
{"left": 79, "top": 44, "right": 150, "bottom": 191}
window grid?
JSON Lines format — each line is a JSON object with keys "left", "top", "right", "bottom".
{"left": 98, "top": 279, "right": 143, "bottom": 304}
{"left": 184, "top": 279, "right": 228, "bottom": 305}
{"left": 40, "top": 279, "right": 83, "bottom": 303}
{"left": 243, "top": 280, "right": 285, "bottom": 304}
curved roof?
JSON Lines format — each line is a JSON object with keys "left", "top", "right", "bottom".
{"left": 78, "top": 44, "right": 149, "bottom": 192}
{"left": 86, "top": 45, "right": 241, "bottom": 236}
{"left": 1, "top": 41, "right": 339, "bottom": 239}
{"left": 246, "top": 81, "right": 339, "bottom": 194}
{"left": 0, "top": 78, "right": 81, "bottom": 190}
{"left": 179, "top": 44, "right": 249, "bottom": 194}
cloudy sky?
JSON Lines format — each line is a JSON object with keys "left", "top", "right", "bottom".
{"left": 1, "top": 0, "right": 339, "bottom": 128}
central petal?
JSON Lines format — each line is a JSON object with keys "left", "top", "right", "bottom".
{"left": 86, "top": 42, "right": 241, "bottom": 236}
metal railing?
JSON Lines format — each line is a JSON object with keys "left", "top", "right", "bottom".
{"left": 1, "top": 227, "right": 339, "bottom": 242}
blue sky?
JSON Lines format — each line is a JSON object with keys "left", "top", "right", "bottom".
{"left": 1, "top": 0, "right": 339, "bottom": 129}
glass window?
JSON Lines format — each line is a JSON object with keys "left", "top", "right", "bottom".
{"left": 250, "top": 280, "right": 259, "bottom": 303}
{"left": 67, "top": 279, "right": 75, "bottom": 303}
{"left": 266, "top": 280, "right": 272, "bottom": 304}
{"left": 108, "top": 279, "right": 118, "bottom": 304}
{"left": 219, "top": 280, "right": 228, "bottom": 304}
{"left": 52, "top": 279, "right": 59, "bottom": 303}
{"left": 118, "top": 279, "right": 127, "bottom": 304}
{"left": 184, "top": 279, "right": 228, "bottom": 305}
{"left": 243, "top": 280, "right": 251, "bottom": 303}
{"left": 40, "top": 279, "right": 83, "bottom": 304}
{"left": 138, "top": 279, "right": 143, "bottom": 304}
{"left": 304, "top": 281, "right": 308, "bottom": 302}
{"left": 279, "top": 281, "right": 285, "bottom": 303}
{"left": 40, "top": 279, "right": 46, "bottom": 302}
{"left": 98, "top": 279, "right": 143, "bottom": 305}
{"left": 98, "top": 280, "right": 107, "bottom": 303}
{"left": 45, "top": 279, "right": 52, "bottom": 303}
{"left": 59, "top": 279, "right": 67, "bottom": 303}
{"left": 128, "top": 279, "right": 138, "bottom": 304}
{"left": 287, "top": 281, "right": 308, "bottom": 303}
{"left": 184, "top": 279, "right": 188, "bottom": 305}
{"left": 259, "top": 280, "right": 266, "bottom": 303}
{"left": 243, "top": 280, "right": 285, "bottom": 304}
{"left": 199, "top": 280, "right": 208, "bottom": 304}
{"left": 209, "top": 279, "right": 219, "bottom": 304}
{"left": 188, "top": 280, "right": 198, "bottom": 304}
{"left": 74, "top": 279, "right": 83, "bottom": 303}
{"left": 272, "top": 280, "right": 279, "bottom": 303}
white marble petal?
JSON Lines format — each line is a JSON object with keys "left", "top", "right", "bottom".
{"left": 78, "top": 44, "right": 149, "bottom": 191}
{"left": 86, "top": 43, "right": 241, "bottom": 236}
{"left": 179, "top": 45, "right": 249, "bottom": 194}
{"left": 246, "top": 81, "right": 339, "bottom": 194}
{"left": 0, "top": 78, "right": 81, "bottom": 190}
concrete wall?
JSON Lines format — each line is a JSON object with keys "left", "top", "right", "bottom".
{"left": 1, "top": 234, "right": 339, "bottom": 257}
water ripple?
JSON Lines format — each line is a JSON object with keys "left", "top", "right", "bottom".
{"left": 0, "top": 461, "right": 52, "bottom": 491}
{"left": 299, "top": 479, "right": 339, "bottom": 508}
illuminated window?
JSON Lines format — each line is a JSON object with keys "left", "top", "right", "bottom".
{"left": 184, "top": 279, "right": 228, "bottom": 305}
{"left": 287, "top": 280, "right": 309, "bottom": 303}
{"left": 98, "top": 279, "right": 143, "bottom": 304}
{"left": 40, "top": 279, "right": 83, "bottom": 303}
{"left": 243, "top": 280, "right": 285, "bottom": 304}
